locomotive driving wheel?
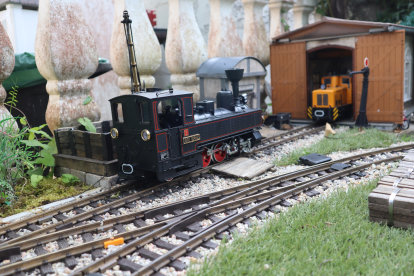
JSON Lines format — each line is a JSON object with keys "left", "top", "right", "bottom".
{"left": 202, "top": 147, "right": 212, "bottom": 167}
{"left": 213, "top": 143, "right": 226, "bottom": 162}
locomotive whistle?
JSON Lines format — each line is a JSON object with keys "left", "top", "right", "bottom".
{"left": 121, "top": 10, "right": 142, "bottom": 93}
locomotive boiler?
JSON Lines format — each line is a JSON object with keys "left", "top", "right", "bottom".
{"left": 109, "top": 11, "right": 262, "bottom": 182}
{"left": 308, "top": 75, "right": 353, "bottom": 122}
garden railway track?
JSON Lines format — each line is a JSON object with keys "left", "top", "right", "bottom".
{"left": 0, "top": 143, "right": 412, "bottom": 275}
{"left": 0, "top": 124, "right": 322, "bottom": 244}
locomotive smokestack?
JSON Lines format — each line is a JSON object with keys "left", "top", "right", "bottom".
{"left": 225, "top": 68, "right": 244, "bottom": 107}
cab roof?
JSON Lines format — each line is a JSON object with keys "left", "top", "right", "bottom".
{"left": 109, "top": 89, "right": 194, "bottom": 102}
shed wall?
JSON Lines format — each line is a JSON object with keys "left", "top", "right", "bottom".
{"left": 354, "top": 30, "right": 405, "bottom": 124}
{"left": 270, "top": 42, "right": 307, "bottom": 118}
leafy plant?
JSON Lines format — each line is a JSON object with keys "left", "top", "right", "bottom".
{"left": 316, "top": 0, "right": 334, "bottom": 17}
{"left": 376, "top": 0, "right": 414, "bottom": 23}
{"left": 61, "top": 174, "right": 80, "bottom": 184}
{"left": 78, "top": 117, "right": 96, "bottom": 133}
{"left": 6, "top": 86, "right": 19, "bottom": 114}
{"left": 400, "top": 10, "right": 414, "bottom": 26}
{"left": 83, "top": 96, "right": 93, "bottom": 105}
{"left": 0, "top": 117, "right": 40, "bottom": 204}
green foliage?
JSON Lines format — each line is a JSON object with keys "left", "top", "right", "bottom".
{"left": 6, "top": 86, "right": 19, "bottom": 114}
{"left": 78, "top": 117, "right": 96, "bottom": 133}
{"left": 30, "top": 175, "right": 43, "bottom": 188}
{"left": 189, "top": 174, "right": 414, "bottom": 276}
{"left": 316, "top": 0, "right": 334, "bottom": 17}
{"left": 83, "top": 96, "right": 93, "bottom": 105}
{"left": 61, "top": 174, "right": 80, "bottom": 184}
{"left": 400, "top": 10, "right": 414, "bottom": 26}
{"left": 276, "top": 128, "right": 401, "bottom": 166}
{"left": 0, "top": 117, "right": 39, "bottom": 204}
{"left": 376, "top": 0, "right": 414, "bottom": 23}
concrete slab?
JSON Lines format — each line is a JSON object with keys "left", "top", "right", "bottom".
{"left": 212, "top": 157, "right": 274, "bottom": 179}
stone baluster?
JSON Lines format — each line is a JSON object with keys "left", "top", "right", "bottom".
{"left": 0, "top": 22, "right": 18, "bottom": 133}
{"left": 110, "top": 0, "right": 162, "bottom": 95}
{"left": 292, "top": 0, "right": 317, "bottom": 30}
{"left": 242, "top": 0, "right": 270, "bottom": 66}
{"left": 165, "top": 0, "right": 208, "bottom": 102}
{"left": 269, "top": 0, "right": 293, "bottom": 38}
{"left": 35, "top": 0, "right": 100, "bottom": 132}
{"left": 208, "top": 0, "right": 243, "bottom": 58}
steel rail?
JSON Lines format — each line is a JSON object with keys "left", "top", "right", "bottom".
{"left": 212, "top": 143, "right": 414, "bottom": 206}
{"left": 0, "top": 123, "right": 320, "bottom": 238}
{"left": 0, "top": 164, "right": 220, "bottom": 247}
{"left": 3, "top": 143, "right": 412, "bottom": 250}
{"left": 260, "top": 123, "right": 318, "bottom": 143}
{"left": 251, "top": 126, "right": 325, "bottom": 153}
{"left": 0, "top": 152, "right": 405, "bottom": 275}
{"left": 133, "top": 155, "right": 403, "bottom": 275}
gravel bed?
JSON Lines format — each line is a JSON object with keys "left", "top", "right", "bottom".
{"left": 183, "top": 160, "right": 400, "bottom": 276}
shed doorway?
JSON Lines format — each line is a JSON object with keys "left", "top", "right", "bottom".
{"left": 307, "top": 46, "right": 354, "bottom": 119}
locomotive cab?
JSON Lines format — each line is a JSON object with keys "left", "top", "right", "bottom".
{"left": 308, "top": 75, "right": 353, "bottom": 122}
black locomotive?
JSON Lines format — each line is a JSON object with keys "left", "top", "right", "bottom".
{"left": 109, "top": 69, "right": 263, "bottom": 181}
{"left": 109, "top": 11, "right": 262, "bottom": 182}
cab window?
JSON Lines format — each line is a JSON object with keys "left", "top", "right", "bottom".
{"left": 139, "top": 102, "right": 150, "bottom": 123}
{"left": 114, "top": 103, "right": 124, "bottom": 123}
{"left": 157, "top": 98, "right": 183, "bottom": 129}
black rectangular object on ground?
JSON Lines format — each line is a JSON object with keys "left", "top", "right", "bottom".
{"left": 299, "top": 153, "right": 332, "bottom": 165}
{"left": 274, "top": 113, "right": 291, "bottom": 129}
{"left": 330, "top": 163, "right": 351, "bottom": 171}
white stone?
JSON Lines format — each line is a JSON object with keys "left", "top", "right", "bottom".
{"left": 268, "top": 0, "right": 293, "bottom": 38}
{"left": 110, "top": 0, "right": 162, "bottom": 94}
{"left": 208, "top": 0, "right": 243, "bottom": 58}
{"left": 0, "top": 20, "right": 18, "bottom": 133}
{"left": 242, "top": 0, "right": 270, "bottom": 66}
{"left": 165, "top": 0, "right": 208, "bottom": 102}
{"left": 35, "top": 0, "right": 101, "bottom": 132}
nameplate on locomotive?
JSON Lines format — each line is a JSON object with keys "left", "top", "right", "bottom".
{"left": 183, "top": 134, "right": 200, "bottom": 144}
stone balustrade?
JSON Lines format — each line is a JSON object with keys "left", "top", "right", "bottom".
{"left": 269, "top": 0, "right": 293, "bottom": 38}
{"left": 208, "top": 0, "right": 243, "bottom": 58}
{"left": 110, "top": 0, "right": 162, "bottom": 95}
{"left": 165, "top": 0, "right": 208, "bottom": 102}
{"left": 35, "top": 0, "right": 100, "bottom": 132}
{"left": 242, "top": 0, "right": 270, "bottom": 66}
{"left": 0, "top": 21, "right": 17, "bottom": 133}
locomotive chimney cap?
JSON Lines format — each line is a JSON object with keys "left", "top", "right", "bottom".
{"left": 225, "top": 68, "right": 244, "bottom": 82}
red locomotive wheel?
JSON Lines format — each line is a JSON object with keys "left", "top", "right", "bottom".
{"left": 202, "top": 148, "right": 212, "bottom": 167}
{"left": 213, "top": 143, "right": 226, "bottom": 162}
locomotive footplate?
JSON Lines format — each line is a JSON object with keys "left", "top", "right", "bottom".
{"left": 308, "top": 104, "right": 352, "bottom": 122}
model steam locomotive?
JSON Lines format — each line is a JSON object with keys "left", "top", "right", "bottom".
{"left": 308, "top": 75, "right": 353, "bottom": 122}
{"left": 109, "top": 11, "right": 263, "bottom": 181}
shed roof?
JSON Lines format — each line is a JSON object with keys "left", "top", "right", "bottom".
{"left": 272, "top": 17, "right": 414, "bottom": 43}
{"left": 196, "top": 56, "right": 266, "bottom": 78}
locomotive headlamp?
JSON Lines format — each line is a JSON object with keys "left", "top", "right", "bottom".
{"left": 110, "top": 128, "right": 119, "bottom": 139}
{"left": 141, "top": 129, "right": 151, "bottom": 141}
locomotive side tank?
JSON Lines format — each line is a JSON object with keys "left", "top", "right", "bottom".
{"left": 110, "top": 68, "right": 263, "bottom": 182}
{"left": 308, "top": 75, "right": 353, "bottom": 122}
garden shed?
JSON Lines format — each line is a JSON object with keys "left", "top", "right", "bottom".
{"left": 196, "top": 56, "right": 266, "bottom": 109}
{"left": 270, "top": 17, "right": 414, "bottom": 124}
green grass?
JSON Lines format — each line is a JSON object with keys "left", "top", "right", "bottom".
{"left": 189, "top": 178, "right": 414, "bottom": 276}
{"left": 276, "top": 128, "right": 410, "bottom": 166}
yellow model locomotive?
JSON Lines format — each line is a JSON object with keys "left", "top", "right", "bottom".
{"left": 308, "top": 75, "right": 353, "bottom": 122}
